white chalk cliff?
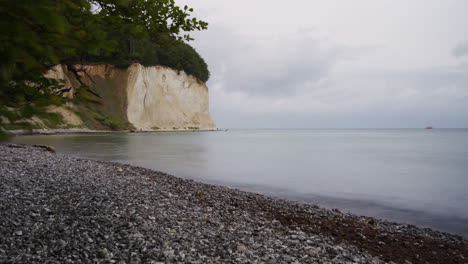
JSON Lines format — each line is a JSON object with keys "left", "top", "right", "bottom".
{"left": 126, "top": 64, "right": 215, "bottom": 130}
{"left": 45, "top": 64, "right": 216, "bottom": 130}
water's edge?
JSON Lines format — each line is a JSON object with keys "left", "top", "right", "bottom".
{"left": 53, "top": 151, "right": 468, "bottom": 237}
{"left": 9, "top": 129, "right": 468, "bottom": 236}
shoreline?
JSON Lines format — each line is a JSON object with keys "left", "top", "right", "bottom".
{"left": 1, "top": 144, "right": 466, "bottom": 263}
{"left": 7, "top": 128, "right": 220, "bottom": 136}
{"left": 219, "top": 182, "right": 468, "bottom": 237}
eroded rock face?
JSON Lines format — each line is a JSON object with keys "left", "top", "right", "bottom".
{"left": 126, "top": 64, "right": 215, "bottom": 130}
{"left": 43, "top": 65, "right": 75, "bottom": 99}
{"left": 46, "top": 64, "right": 216, "bottom": 130}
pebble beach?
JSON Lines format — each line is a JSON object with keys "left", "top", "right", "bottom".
{"left": 0, "top": 144, "right": 466, "bottom": 264}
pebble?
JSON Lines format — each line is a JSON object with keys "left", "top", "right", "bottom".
{"left": 0, "top": 144, "right": 466, "bottom": 264}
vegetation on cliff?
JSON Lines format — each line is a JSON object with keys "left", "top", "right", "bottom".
{"left": 0, "top": 0, "right": 209, "bottom": 136}
{"left": 67, "top": 30, "right": 210, "bottom": 83}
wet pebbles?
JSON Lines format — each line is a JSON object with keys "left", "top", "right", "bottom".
{"left": 0, "top": 144, "right": 466, "bottom": 263}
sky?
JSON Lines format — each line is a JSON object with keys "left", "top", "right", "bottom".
{"left": 177, "top": 0, "right": 468, "bottom": 128}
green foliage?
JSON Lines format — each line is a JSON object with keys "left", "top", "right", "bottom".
{"left": 157, "top": 41, "right": 209, "bottom": 81}
{"left": 0, "top": 130, "right": 11, "bottom": 141}
{"left": 2, "top": 122, "right": 42, "bottom": 130}
{"left": 78, "top": 38, "right": 210, "bottom": 82}
{"left": 92, "top": 112, "right": 131, "bottom": 131}
{"left": 0, "top": 0, "right": 208, "bottom": 132}
{"left": 0, "top": 76, "right": 64, "bottom": 126}
{"left": 90, "top": 0, "right": 208, "bottom": 42}
{"left": 187, "top": 126, "right": 199, "bottom": 130}
{"left": 103, "top": 118, "right": 125, "bottom": 131}
{"left": 74, "top": 87, "right": 101, "bottom": 104}
{"left": 151, "top": 126, "right": 161, "bottom": 130}
{"left": 0, "top": 104, "right": 66, "bottom": 130}
{"left": 70, "top": 77, "right": 135, "bottom": 131}
{"left": 20, "top": 106, "right": 36, "bottom": 119}
{"left": 65, "top": 0, "right": 210, "bottom": 80}
{"left": 0, "top": 0, "right": 93, "bottom": 84}
{"left": 35, "top": 112, "right": 64, "bottom": 129}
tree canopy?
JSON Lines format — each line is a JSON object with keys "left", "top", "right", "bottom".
{"left": 0, "top": 0, "right": 209, "bottom": 137}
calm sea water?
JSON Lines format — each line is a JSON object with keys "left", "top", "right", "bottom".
{"left": 10, "top": 129, "right": 468, "bottom": 235}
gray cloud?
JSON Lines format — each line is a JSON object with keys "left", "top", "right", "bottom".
{"left": 183, "top": 0, "right": 468, "bottom": 128}
{"left": 363, "top": 67, "right": 468, "bottom": 112}
{"left": 193, "top": 25, "right": 349, "bottom": 97}
{"left": 212, "top": 110, "right": 468, "bottom": 129}
{"left": 453, "top": 42, "right": 468, "bottom": 57}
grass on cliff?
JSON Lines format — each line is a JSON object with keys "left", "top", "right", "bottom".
{"left": 1, "top": 105, "right": 64, "bottom": 130}
{"left": 36, "top": 112, "right": 64, "bottom": 129}
{"left": 2, "top": 122, "right": 42, "bottom": 130}
{"left": 73, "top": 86, "right": 134, "bottom": 131}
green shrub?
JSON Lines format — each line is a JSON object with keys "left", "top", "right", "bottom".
{"left": 36, "top": 112, "right": 64, "bottom": 129}
{"left": 69, "top": 37, "right": 210, "bottom": 82}
{"left": 74, "top": 87, "right": 101, "bottom": 104}
{"left": 3, "top": 121, "right": 42, "bottom": 130}
{"left": 92, "top": 112, "right": 132, "bottom": 131}
{"left": 20, "top": 105, "right": 37, "bottom": 118}
{"left": 0, "top": 130, "right": 11, "bottom": 141}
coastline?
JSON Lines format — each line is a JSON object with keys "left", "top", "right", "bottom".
{"left": 0, "top": 144, "right": 466, "bottom": 263}
{"left": 7, "top": 128, "right": 219, "bottom": 136}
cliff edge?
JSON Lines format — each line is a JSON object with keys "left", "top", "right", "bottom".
{"left": 43, "top": 64, "right": 216, "bottom": 131}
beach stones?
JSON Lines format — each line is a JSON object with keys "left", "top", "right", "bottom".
{"left": 0, "top": 144, "right": 466, "bottom": 264}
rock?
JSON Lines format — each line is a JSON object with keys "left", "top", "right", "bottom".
{"left": 7, "top": 144, "right": 25, "bottom": 148}
{"left": 57, "top": 239, "right": 67, "bottom": 247}
{"left": 14, "top": 230, "right": 23, "bottom": 236}
{"left": 46, "top": 145, "right": 56, "bottom": 152}
{"left": 98, "top": 248, "right": 112, "bottom": 259}
{"left": 129, "top": 254, "right": 141, "bottom": 264}
{"left": 33, "top": 144, "right": 56, "bottom": 152}
{"left": 237, "top": 245, "right": 247, "bottom": 252}
{"left": 163, "top": 249, "right": 175, "bottom": 259}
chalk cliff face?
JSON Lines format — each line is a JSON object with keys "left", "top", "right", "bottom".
{"left": 46, "top": 64, "right": 216, "bottom": 130}
{"left": 126, "top": 64, "right": 215, "bottom": 130}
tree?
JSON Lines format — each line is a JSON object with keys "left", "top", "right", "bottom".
{"left": 0, "top": 0, "right": 208, "bottom": 137}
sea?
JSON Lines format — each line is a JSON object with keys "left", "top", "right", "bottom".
{"left": 9, "top": 129, "right": 468, "bottom": 235}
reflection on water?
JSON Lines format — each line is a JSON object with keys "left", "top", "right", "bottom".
{"left": 10, "top": 129, "right": 468, "bottom": 235}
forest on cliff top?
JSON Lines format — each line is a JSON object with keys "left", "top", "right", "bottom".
{"left": 0, "top": 0, "right": 209, "bottom": 137}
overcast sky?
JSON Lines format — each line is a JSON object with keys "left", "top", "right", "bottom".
{"left": 177, "top": 0, "right": 468, "bottom": 128}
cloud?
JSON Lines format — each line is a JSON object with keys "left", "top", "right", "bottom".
{"left": 193, "top": 26, "right": 468, "bottom": 117}
{"left": 194, "top": 25, "right": 351, "bottom": 97}
{"left": 206, "top": 61, "right": 468, "bottom": 119}
{"left": 453, "top": 42, "right": 468, "bottom": 57}
{"left": 182, "top": 0, "right": 468, "bottom": 127}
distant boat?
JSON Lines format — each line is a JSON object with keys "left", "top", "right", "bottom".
{"left": 425, "top": 126, "right": 433, "bottom": 130}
